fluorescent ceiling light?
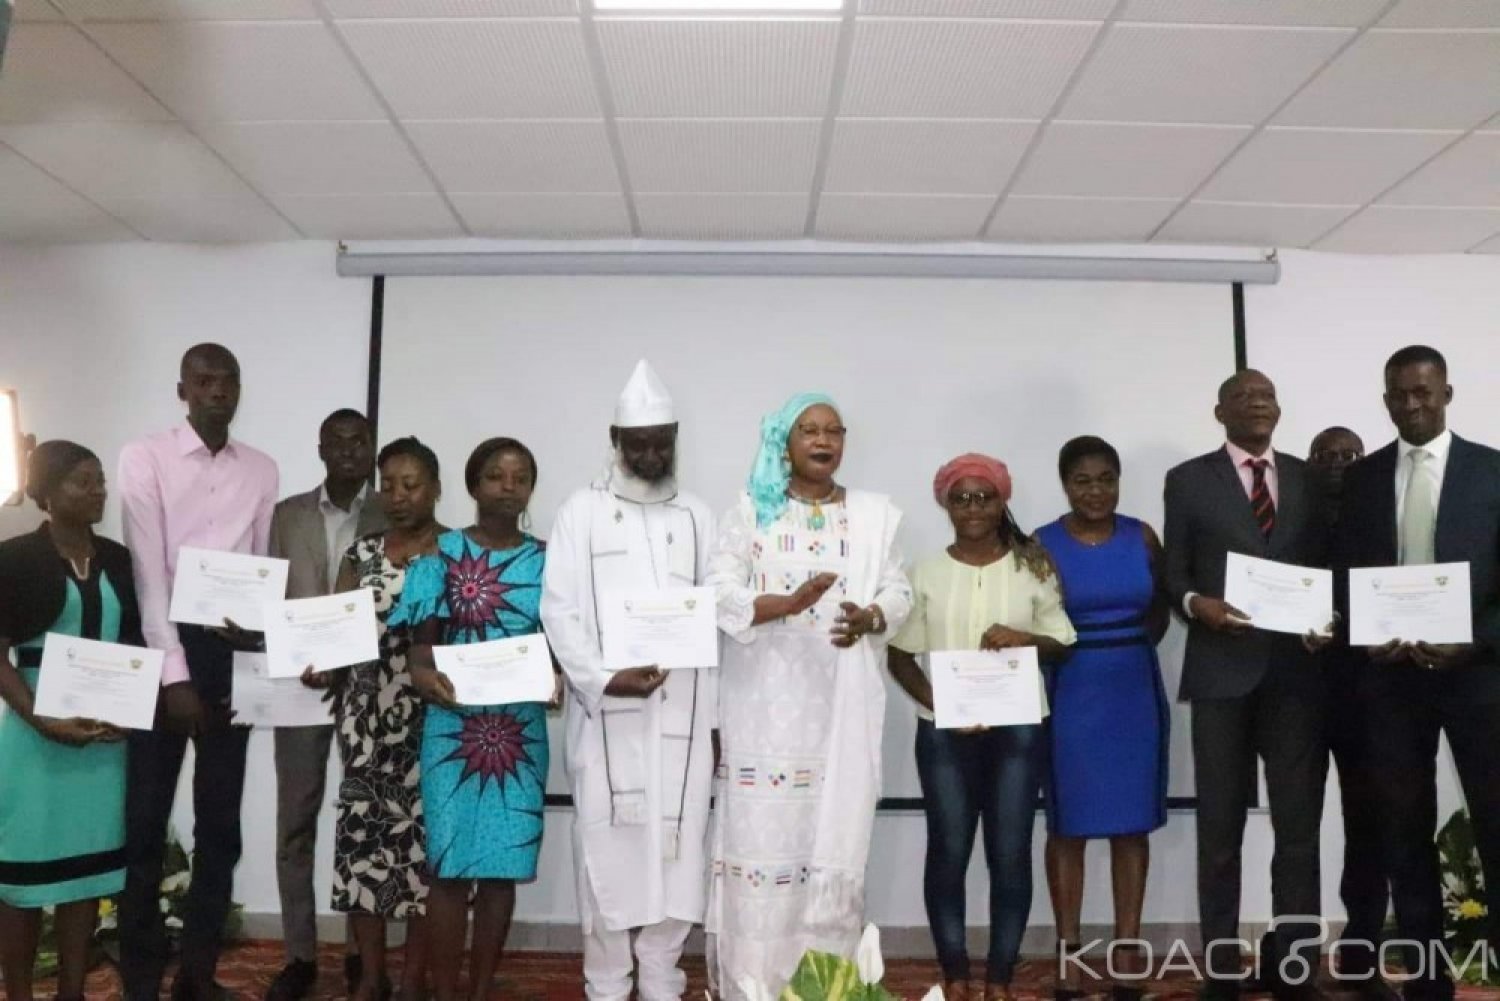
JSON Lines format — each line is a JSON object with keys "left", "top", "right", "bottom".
{"left": 594, "top": 0, "right": 842, "bottom": 10}
{"left": 0, "top": 389, "right": 22, "bottom": 506}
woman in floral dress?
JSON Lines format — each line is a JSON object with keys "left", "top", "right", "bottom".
{"left": 391, "top": 437, "right": 554, "bottom": 1001}
{"left": 323, "top": 438, "right": 444, "bottom": 1001}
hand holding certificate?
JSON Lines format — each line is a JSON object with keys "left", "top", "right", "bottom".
{"left": 1349, "top": 562, "right": 1472, "bottom": 647}
{"left": 262, "top": 588, "right": 380, "bottom": 678}
{"left": 231, "top": 653, "right": 332, "bottom": 729}
{"left": 929, "top": 646, "right": 1044, "bottom": 729}
{"left": 1223, "top": 553, "right": 1335, "bottom": 637}
{"left": 600, "top": 586, "right": 718, "bottom": 670}
{"left": 168, "top": 547, "right": 289, "bottom": 631}
{"left": 33, "top": 634, "right": 164, "bottom": 731}
{"left": 433, "top": 634, "right": 555, "bottom": 707}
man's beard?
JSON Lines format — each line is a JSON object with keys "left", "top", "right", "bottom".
{"left": 607, "top": 451, "right": 677, "bottom": 505}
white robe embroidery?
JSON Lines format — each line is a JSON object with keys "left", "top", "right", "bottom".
{"left": 705, "top": 491, "right": 911, "bottom": 999}
{"left": 541, "top": 484, "right": 718, "bottom": 934}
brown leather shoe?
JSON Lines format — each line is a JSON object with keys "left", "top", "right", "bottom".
{"left": 985, "top": 983, "right": 1017, "bottom": 1001}
{"left": 944, "top": 981, "right": 973, "bottom": 1001}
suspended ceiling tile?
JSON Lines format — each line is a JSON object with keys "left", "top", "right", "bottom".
{"left": 597, "top": 17, "right": 839, "bottom": 117}
{"left": 1200, "top": 127, "right": 1459, "bottom": 204}
{"left": 404, "top": 119, "right": 621, "bottom": 193}
{"left": 823, "top": 118, "right": 1036, "bottom": 194}
{"left": 88, "top": 20, "right": 387, "bottom": 121}
{"left": 986, "top": 193, "right": 1177, "bottom": 241}
{"left": 842, "top": 18, "right": 1100, "bottom": 118}
{"left": 1060, "top": 24, "right": 1353, "bottom": 125}
{"left": 1012, "top": 121, "right": 1249, "bottom": 198}
{"left": 337, "top": 17, "right": 600, "bottom": 120}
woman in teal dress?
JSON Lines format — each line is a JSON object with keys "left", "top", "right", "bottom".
{"left": 0, "top": 441, "right": 145, "bottom": 1001}
{"left": 392, "top": 437, "right": 553, "bottom": 1001}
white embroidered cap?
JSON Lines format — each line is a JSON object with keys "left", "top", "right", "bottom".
{"left": 614, "top": 359, "right": 676, "bottom": 428}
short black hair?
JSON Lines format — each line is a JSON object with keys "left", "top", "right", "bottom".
{"left": 1385, "top": 344, "right": 1447, "bottom": 378}
{"left": 465, "top": 437, "right": 538, "bottom": 492}
{"left": 179, "top": 342, "right": 239, "bottom": 381}
{"left": 320, "top": 408, "right": 371, "bottom": 438}
{"left": 1058, "top": 435, "right": 1121, "bottom": 480}
{"left": 1217, "top": 368, "right": 1270, "bottom": 404}
{"left": 26, "top": 440, "right": 97, "bottom": 511}
{"left": 377, "top": 436, "right": 439, "bottom": 483}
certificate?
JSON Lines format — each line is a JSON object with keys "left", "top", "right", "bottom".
{"left": 230, "top": 653, "right": 332, "bottom": 729}
{"left": 1222, "top": 553, "right": 1334, "bottom": 636}
{"left": 434, "top": 634, "right": 555, "bottom": 707}
{"left": 600, "top": 586, "right": 719, "bottom": 670}
{"left": 33, "top": 634, "right": 163, "bottom": 730}
{"left": 1349, "top": 562, "right": 1473, "bottom": 646}
{"left": 262, "top": 588, "right": 380, "bottom": 679}
{"left": 168, "top": 547, "right": 289, "bottom": 631}
{"left": 929, "top": 647, "right": 1044, "bottom": 730}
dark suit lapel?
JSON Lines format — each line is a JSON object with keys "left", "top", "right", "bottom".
{"left": 1210, "top": 446, "right": 1267, "bottom": 552}
{"left": 1366, "top": 444, "right": 1400, "bottom": 563}
{"left": 1273, "top": 455, "right": 1302, "bottom": 555}
{"left": 1435, "top": 434, "right": 1469, "bottom": 558}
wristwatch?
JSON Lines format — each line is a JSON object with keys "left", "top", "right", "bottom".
{"left": 867, "top": 604, "right": 886, "bottom": 635}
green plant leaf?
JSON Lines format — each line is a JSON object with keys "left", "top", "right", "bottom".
{"left": 781, "top": 949, "right": 863, "bottom": 1000}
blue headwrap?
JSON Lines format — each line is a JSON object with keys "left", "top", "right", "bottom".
{"left": 748, "top": 392, "right": 839, "bottom": 528}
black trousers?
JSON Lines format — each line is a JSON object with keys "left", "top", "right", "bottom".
{"left": 1191, "top": 680, "right": 1327, "bottom": 987}
{"left": 1362, "top": 671, "right": 1500, "bottom": 1001}
{"left": 1324, "top": 657, "right": 1390, "bottom": 975}
{"left": 119, "top": 626, "right": 250, "bottom": 1001}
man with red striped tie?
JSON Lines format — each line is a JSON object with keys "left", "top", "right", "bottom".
{"left": 1163, "top": 369, "right": 1332, "bottom": 1001}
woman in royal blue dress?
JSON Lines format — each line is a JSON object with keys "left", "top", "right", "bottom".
{"left": 1036, "top": 436, "right": 1169, "bottom": 1001}
{"left": 392, "top": 437, "right": 554, "bottom": 1001}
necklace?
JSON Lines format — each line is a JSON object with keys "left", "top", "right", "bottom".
{"left": 68, "top": 555, "right": 91, "bottom": 579}
{"left": 787, "top": 483, "right": 839, "bottom": 531}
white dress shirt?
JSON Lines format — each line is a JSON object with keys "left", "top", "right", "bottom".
{"left": 319, "top": 483, "right": 367, "bottom": 591}
{"left": 1395, "top": 428, "right": 1452, "bottom": 525}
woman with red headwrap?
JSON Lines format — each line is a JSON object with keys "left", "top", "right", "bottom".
{"left": 887, "top": 453, "right": 1076, "bottom": 1001}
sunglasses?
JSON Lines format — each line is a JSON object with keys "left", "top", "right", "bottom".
{"left": 947, "top": 490, "right": 999, "bottom": 508}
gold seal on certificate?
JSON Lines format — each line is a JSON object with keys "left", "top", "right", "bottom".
{"left": 262, "top": 588, "right": 380, "bottom": 678}
{"left": 33, "top": 634, "right": 164, "bottom": 730}
{"left": 929, "top": 646, "right": 1044, "bottom": 730}
{"left": 600, "top": 586, "right": 719, "bottom": 670}
{"left": 168, "top": 547, "right": 290, "bottom": 631}
{"left": 1349, "top": 562, "right": 1473, "bottom": 646}
{"left": 433, "top": 633, "right": 555, "bottom": 706}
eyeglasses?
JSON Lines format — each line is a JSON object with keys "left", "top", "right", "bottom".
{"left": 794, "top": 424, "right": 847, "bottom": 439}
{"left": 947, "top": 490, "right": 999, "bottom": 508}
{"left": 1311, "top": 449, "right": 1363, "bottom": 464}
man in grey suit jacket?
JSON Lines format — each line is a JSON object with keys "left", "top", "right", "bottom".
{"left": 1164, "top": 370, "right": 1329, "bottom": 1001}
{"left": 264, "top": 409, "right": 385, "bottom": 1001}
{"left": 1337, "top": 346, "right": 1500, "bottom": 1001}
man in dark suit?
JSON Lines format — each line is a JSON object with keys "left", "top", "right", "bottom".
{"left": 1164, "top": 369, "right": 1329, "bottom": 1001}
{"left": 264, "top": 409, "right": 384, "bottom": 1001}
{"left": 1308, "top": 427, "right": 1394, "bottom": 994}
{"left": 1337, "top": 345, "right": 1500, "bottom": 1001}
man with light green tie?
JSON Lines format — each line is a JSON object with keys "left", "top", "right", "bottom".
{"left": 1336, "top": 344, "right": 1500, "bottom": 1001}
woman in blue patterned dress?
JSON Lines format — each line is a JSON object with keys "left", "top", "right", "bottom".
{"left": 1036, "top": 436, "right": 1169, "bottom": 1001}
{"left": 391, "top": 437, "right": 553, "bottom": 1001}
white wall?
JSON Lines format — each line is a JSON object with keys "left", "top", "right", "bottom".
{"left": 3, "top": 241, "right": 1496, "bottom": 948}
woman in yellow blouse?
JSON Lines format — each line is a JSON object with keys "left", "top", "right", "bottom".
{"left": 888, "top": 453, "right": 1076, "bottom": 1001}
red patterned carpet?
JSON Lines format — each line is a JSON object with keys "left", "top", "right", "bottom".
{"left": 6, "top": 942, "right": 1500, "bottom": 1001}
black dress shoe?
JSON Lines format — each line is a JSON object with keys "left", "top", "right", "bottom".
{"left": 265, "top": 959, "right": 318, "bottom": 1001}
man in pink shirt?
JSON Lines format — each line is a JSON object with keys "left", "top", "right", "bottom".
{"left": 117, "top": 343, "right": 279, "bottom": 1001}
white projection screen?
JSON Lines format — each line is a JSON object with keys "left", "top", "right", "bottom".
{"left": 379, "top": 275, "right": 1238, "bottom": 802}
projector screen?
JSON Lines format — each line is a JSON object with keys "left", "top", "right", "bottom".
{"left": 379, "top": 275, "right": 1236, "bottom": 801}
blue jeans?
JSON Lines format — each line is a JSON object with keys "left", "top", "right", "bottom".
{"left": 915, "top": 719, "right": 1044, "bottom": 983}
